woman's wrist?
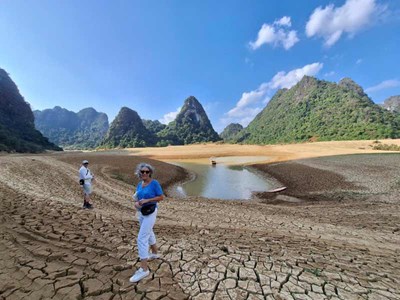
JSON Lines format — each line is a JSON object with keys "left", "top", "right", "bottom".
{"left": 139, "top": 197, "right": 159, "bottom": 205}
{"left": 139, "top": 199, "right": 148, "bottom": 205}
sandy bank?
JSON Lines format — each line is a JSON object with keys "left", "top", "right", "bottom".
{"left": 120, "top": 139, "right": 400, "bottom": 163}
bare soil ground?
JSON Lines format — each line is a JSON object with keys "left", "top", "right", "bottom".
{"left": 118, "top": 139, "right": 400, "bottom": 163}
{"left": 1, "top": 140, "right": 399, "bottom": 300}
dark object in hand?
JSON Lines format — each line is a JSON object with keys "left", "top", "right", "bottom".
{"left": 141, "top": 203, "right": 156, "bottom": 215}
{"left": 79, "top": 179, "right": 84, "bottom": 185}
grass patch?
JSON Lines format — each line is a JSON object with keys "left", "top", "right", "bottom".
{"left": 304, "top": 268, "right": 323, "bottom": 277}
{"left": 372, "top": 143, "right": 400, "bottom": 151}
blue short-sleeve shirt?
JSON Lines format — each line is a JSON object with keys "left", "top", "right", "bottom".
{"left": 136, "top": 180, "right": 163, "bottom": 208}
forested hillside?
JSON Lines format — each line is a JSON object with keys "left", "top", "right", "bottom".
{"left": 157, "top": 96, "right": 221, "bottom": 145}
{"left": 100, "top": 107, "right": 157, "bottom": 148}
{"left": 0, "top": 68, "right": 62, "bottom": 153}
{"left": 235, "top": 76, "right": 400, "bottom": 144}
{"left": 34, "top": 107, "right": 109, "bottom": 149}
{"left": 220, "top": 123, "right": 243, "bottom": 142}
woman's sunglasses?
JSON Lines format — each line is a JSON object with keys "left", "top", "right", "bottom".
{"left": 140, "top": 170, "right": 150, "bottom": 174}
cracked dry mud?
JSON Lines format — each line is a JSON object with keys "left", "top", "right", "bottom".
{"left": 0, "top": 153, "right": 399, "bottom": 300}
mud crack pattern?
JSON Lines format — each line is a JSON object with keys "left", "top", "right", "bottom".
{"left": 0, "top": 154, "right": 399, "bottom": 299}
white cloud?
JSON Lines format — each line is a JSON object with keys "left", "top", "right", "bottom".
{"left": 365, "top": 79, "right": 400, "bottom": 93}
{"left": 249, "top": 16, "right": 299, "bottom": 50}
{"left": 274, "top": 16, "right": 292, "bottom": 27}
{"left": 223, "top": 62, "right": 323, "bottom": 127}
{"left": 227, "top": 106, "right": 263, "bottom": 119}
{"left": 159, "top": 106, "right": 181, "bottom": 124}
{"left": 306, "top": 0, "right": 386, "bottom": 47}
{"left": 356, "top": 58, "right": 363, "bottom": 64}
{"left": 267, "top": 62, "right": 324, "bottom": 89}
{"left": 220, "top": 107, "right": 263, "bottom": 129}
{"left": 236, "top": 90, "right": 265, "bottom": 108}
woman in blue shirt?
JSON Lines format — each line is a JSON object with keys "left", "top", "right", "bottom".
{"left": 129, "top": 163, "right": 164, "bottom": 283}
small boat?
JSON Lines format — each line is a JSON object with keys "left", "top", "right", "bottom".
{"left": 265, "top": 186, "right": 287, "bottom": 193}
{"left": 210, "top": 157, "right": 217, "bottom": 165}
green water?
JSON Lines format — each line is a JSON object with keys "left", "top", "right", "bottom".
{"left": 171, "top": 157, "right": 273, "bottom": 200}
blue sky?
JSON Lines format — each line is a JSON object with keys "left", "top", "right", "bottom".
{"left": 1, "top": 0, "right": 399, "bottom": 132}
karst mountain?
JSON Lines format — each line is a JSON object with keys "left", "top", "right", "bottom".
{"left": 34, "top": 106, "right": 109, "bottom": 149}
{"left": 157, "top": 96, "right": 221, "bottom": 145}
{"left": 234, "top": 76, "right": 400, "bottom": 144}
{"left": 3, "top": 66, "right": 399, "bottom": 151}
{"left": 220, "top": 123, "right": 243, "bottom": 142}
{"left": 100, "top": 107, "right": 157, "bottom": 148}
{"left": 382, "top": 95, "right": 400, "bottom": 113}
{"left": 0, "top": 68, "right": 61, "bottom": 153}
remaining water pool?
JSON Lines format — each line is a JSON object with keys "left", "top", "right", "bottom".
{"left": 169, "top": 156, "right": 273, "bottom": 200}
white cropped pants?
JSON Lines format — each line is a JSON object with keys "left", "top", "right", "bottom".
{"left": 137, "top": 208, "right": 158, "bottom": 260}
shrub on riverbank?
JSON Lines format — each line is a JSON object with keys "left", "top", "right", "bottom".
{"left": 372, "top": 143, "right": 400, "bottom": 151}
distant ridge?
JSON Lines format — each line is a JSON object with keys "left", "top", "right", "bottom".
{"left": 34, "top": 106, "right": 109, "bottom": 149}
{"left": 34, "top": 96, "right": 221, "bottom": 149}
{"left": 220, "top": 123, "right": 243, "bottom": 142}
{"left": 234, "top": 76, "right": 400, "bottom": 144}
{"left": 382, "top": 95, "right": 400, "bottom": 113}
{"left": 0, "top": 68, "right": 62, "bottom": 153}
{"left": 142, "top": 119, "right": 166, "bottom": 135}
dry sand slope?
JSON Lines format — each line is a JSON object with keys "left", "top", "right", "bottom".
{"left": 119, "top": 139, "right": 400, "bottom": 163}
{"left": 0, "top": 146, "right": 400, "bottom": 300}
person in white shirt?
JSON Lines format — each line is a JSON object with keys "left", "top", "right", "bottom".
{"left": 79, "top": 160, "right": 94, "bottom": 209}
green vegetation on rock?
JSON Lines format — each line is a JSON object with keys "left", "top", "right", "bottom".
{"left": 34, "top": 106, "right": 109, "bottom": 149}
{"left": 220, "top": 123, "right": 243, "bottom": 142}
{"left": 142, "top": 119, "right": 166, "bottom": 135}
{"left": 99, "top": 107, "right": 157, "bottom": 148}
{"left": 234, "top": 76, "right": 400, "bottom": 144}
{"left": 157, "top": 96, "right": 221, "bottom": 145}
{"left": 0, "top": 68, "right": 62, "bottom": 153}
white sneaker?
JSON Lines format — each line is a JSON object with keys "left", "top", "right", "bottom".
{"left": 129, "top": 268, "right": 150, "bottom": 283}
{"left": 149, "top": 253, "right": 160, "bottom": 260}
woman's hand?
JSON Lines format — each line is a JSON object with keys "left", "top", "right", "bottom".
{"left": 138, "top": 199, "right": 148, "bottom": 206}
{"left": 134, "top": 201, "right": 141, "bottom": 209}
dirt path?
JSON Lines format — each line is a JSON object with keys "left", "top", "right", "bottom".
{"left": 0, "top": 150, "right": 399, "bottom": 299}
